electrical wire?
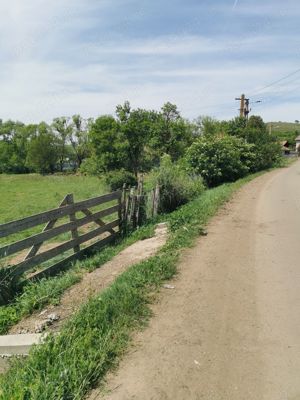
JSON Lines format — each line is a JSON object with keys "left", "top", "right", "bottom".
{"left": 249, "top": 67, "right": 300, "bottom": 96}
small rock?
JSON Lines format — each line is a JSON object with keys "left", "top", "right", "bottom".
{"left": 39, "top": 309, "right": 48, "bottom": 316}
{"left": 46, "top": 313, "right": 60, "bottom": 322}
{"left": 194, "top": 360, "right": 200, "bottom": 366}
{"left": 18, "top": 328, "right": 29, "bottom": 334}
{"left": 162, "top": 284, "right": 175, "bottom": 290}
{"left": 35, "top": 321, "right": 48, "bottom": 333}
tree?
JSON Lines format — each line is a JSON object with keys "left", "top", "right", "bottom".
{"left": 116, "top": 102, "right": 157, "bottom": 176}
{"left": 88, "top": 115, "right": 126, "bottom": 173}
{"left": 0, "top": 120, "right": 33, "bottom": 173}
{"left": 192, "top": 116, "right": 224, "bottom": 137}
{"left": 225, "top": 116, "right": 247, "bottom": 138}
{"left": 52, "top": 117, "right": 72, "bottom": 172}
{"left": 149, "top": 102, "right": 193, "bottom": 162}
{"left": 26, "top": 123, "right": 58, "bottom": 174}
{"left": 69, "top": 115, "right": 91, "bottom": 168}
{"left": 223, "top": 115, "right": 281, "bottom": 171}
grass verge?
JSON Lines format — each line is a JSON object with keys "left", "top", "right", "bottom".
{"left": 0, "top": 171, "right": 269, "bottom": 399}
{"left": 0, "top": 174, "right": 109, "bottom": 245}
{"left": 0, "top": 224, "right": 155, "bottom": 335}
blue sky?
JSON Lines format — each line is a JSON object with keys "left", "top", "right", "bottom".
{"left": 0, "top": 0, "right": 300, "bottom": 123}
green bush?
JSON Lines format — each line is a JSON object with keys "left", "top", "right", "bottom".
{"left": 225, "top": 115, "right": 282, "bottom": 172}
{"left": 148, "top": 154, "right": 204, "bottom": 213}
{"left": 105, "top": 169, "right": 137, "bottom": 191}
{"left": 186, "top": 135, "right": 255, "bottom": 187}
{"left": 79, "top": 157, "right": 101, "bottom": 175}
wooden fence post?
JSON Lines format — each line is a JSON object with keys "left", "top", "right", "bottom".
{"left": 0, "top": 191, "right": 122, "bottom": 290}
{"left": 25, "top": 194, "right": 69, "bottom": 260}
{"left": 118, "top": 183, "right": 126, "bottom": 234}
{"left": 66, "top": 193, "right": 80, "bottom": 253}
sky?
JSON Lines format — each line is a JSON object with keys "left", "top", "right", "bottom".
{"left": 0, "top": 0, "right": 300, "bottom": 123}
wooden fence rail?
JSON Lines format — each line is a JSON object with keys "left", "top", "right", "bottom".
{"left": 0, "top": 190, "right": 122, "bottom": 282}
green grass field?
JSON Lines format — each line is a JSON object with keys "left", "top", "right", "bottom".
{"left": 267, "top": 121, "right": 300, "bottom": 133}
{"left": 0, "top": 174, "right": 108, "bottom": 224}
{"left": 0, "top": 174, "right": 109, "bottom": 249}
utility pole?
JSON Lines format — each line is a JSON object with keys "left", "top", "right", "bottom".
{"left": 235, "top": 94, "right": 261, "bottom": 119}
{"left": 235, "top": 94, "right": 246, "bottom": 117}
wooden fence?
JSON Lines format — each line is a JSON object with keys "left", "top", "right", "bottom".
{"left": 0, "top": 190, "right": 122, "bottom": 282}
{"left": 122, "top": 180, "right": 160, "bottom": 230}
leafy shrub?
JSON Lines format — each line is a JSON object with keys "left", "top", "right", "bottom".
{"left": 148, "top": 154, "right": 204, "bottom": 213}
{"left": 186, "top": 135, "right": 255, "bottom": 187}
{"left": 250, "top": 142, "right": 282, "bottom": 172}
{"left": 79, "top": 157, "right": 101, "bottom": 175}
{"left": 105, "top": 169, "right": 137, "bottom": 191}
{"left": 225, "top": 115, "right": 282, "bottom": 172}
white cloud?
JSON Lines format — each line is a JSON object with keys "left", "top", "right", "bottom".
{"left": 0, "top": 0, "right": 299, "bottom": 123}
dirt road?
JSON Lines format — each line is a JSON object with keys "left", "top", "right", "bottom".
{"left": 89, "top": 161, "right": 300, "bottom": 400}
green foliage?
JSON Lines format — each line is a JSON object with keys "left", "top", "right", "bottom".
{"left": 186, "top": 135, "right": 255, "bottom": 187}
{"left": 192, "top": 116, "right": 225, "bottom": 137}
{"left": 79, "top": 156, "right": 101, "bottom": 175}
{"left": 84, "top": 102, "right": 193, "bottom": 178}
{"left": 52, "top": 117, "right": 72, "bottom": 172}
{"left": 116, "top": 102, "right": 159, "bottom": 176}
{"left": 26, "top": 123, "right": 58, "bottom": 174}
{"left": 225, "top": 116, "right": 248, "bottom": 137}
{"left": 0, "top": 171, "right": 266, "bottom": 399}
{"left": 149, "top": 102, "right": 193, "bottom": 162}
{"left": 88, "top": 115, "right": 127, "bottom": 173}
{"left": 267, "top": 120, "right": 300, "bottom": 134}
{"left": 148, "top": 154, "right": 204, "bottom": 212}
{"left": 105, "top": 169, "right": 137, "bottom": 191}
{"left": 244, "top": 116, "right": 282, "bottom": 171}
{"left": 188, "top": 115, "right": 282, "bottom": 186}
{"left": 69, "top": 115, "right": 91, "bottom": 168}
{"left": 274, "top": 130, "right": 298, "bottom": 145}
{"left": 0, "top": 120, "right": 34, "bottom": 174}
{"left": 0, "top": 115, "right": 91, "bottom": 175}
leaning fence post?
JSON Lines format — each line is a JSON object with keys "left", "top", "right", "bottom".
{"left": 66, "top": 193, "right": 80, "bottom": 253}
{"left": 25, "top": 194, "right": 69, "bottom": 260}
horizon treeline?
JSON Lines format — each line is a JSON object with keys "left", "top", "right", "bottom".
{"left": 0, "top": 101, "right": 282, "bottom": 179}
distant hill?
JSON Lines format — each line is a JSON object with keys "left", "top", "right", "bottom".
{"left": 266, "top": 122, "right": 300, "bottom": 144}
{"left": 266, "top": 121, "right": 300, "bottom": 133}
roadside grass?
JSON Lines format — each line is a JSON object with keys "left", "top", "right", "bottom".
{"left": 0, "top": 174, "right": 109, "bottom": 246}
{"left": 0, "top": 170, "right": 268, "bottom": 400}
{"left": 280, "top": 155, "right": 298, "bottom": 167}
{"left": 0, "top": 224, "right": 155, "bottom": 335}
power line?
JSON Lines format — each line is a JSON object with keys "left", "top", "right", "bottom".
{"left": 249, "top": 67, "right": 300, "bottom": 96}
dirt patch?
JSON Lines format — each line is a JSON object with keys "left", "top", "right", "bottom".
{"left": 5, "top": 242, "right": 62, "bottom": 267}
{"left": 9, "top": 223, "right": 168, "bottom": 335}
